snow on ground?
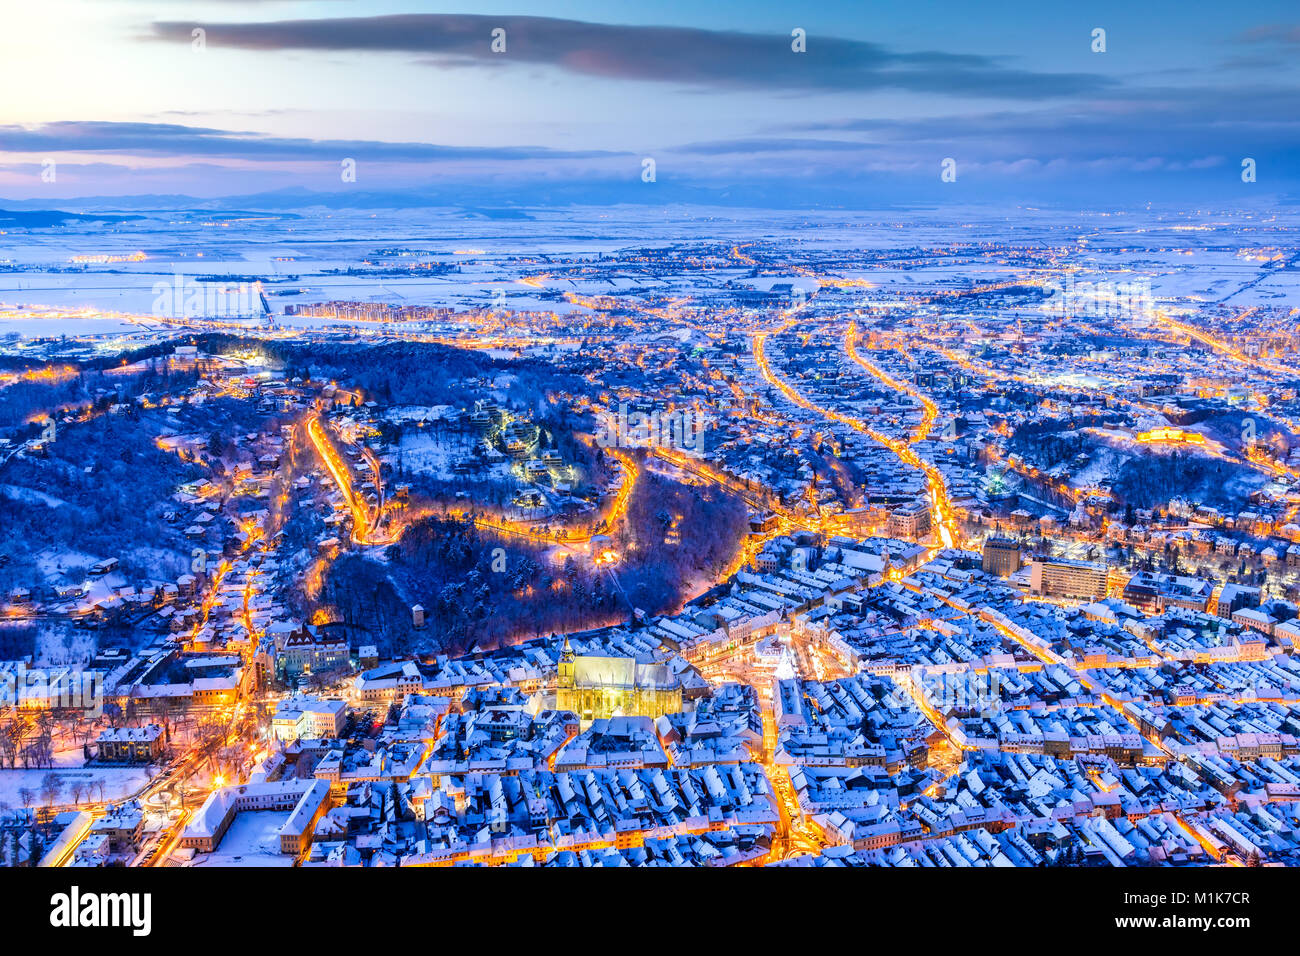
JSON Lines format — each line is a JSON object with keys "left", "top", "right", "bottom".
{"left": 192, "top": 810, "right": 296, "bottom": 867}
{"left": 396, "top": 432, "right": 460, "bottom": 479}
{"left": 1070, "top": 445, "right": 1127, "bottom": 490}
{"left": 395, "top": 432, "right": 516, "bottom": 487}
{"left": 383, "top": 404, "right": 453, "bottom": 424}
{"left": 123, "top": 545, "right": 187, "bottom": 581}
{"left": 0, "top": 485, "right": 68, "bottom": 509}
{"left": 33, "top": 548, "right": 101, "bottom": 582}
{"left": 0, "top": 764, "right": 151, "bottom": 809}
{"left": 35, "top": 623, "right": 97, "bottom": 666}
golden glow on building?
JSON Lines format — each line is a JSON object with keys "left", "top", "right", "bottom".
{"left": 1135, "top": 426, "right": 1205, "bottom": 446}
{"left": 555, "top": 639, "right": 682, "bottom": 720}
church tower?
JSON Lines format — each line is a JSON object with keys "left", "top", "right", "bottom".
{"left": 557, "top": 636, "right": 575, "bottom": 690}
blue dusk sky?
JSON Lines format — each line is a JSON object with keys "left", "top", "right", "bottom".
{"left": 0, "top": 0, "right": 1297, "bottom": 205}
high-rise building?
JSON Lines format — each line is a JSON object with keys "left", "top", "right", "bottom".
{"left": 1029, "top": 557, "right": 1108, "bottom": 601}
{"left": 982, "top": 537, "right": 1022, "bottom": 577}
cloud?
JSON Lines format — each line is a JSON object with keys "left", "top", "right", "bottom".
{"left": 0, "top": 121, "right": 624, "bottom": 162}
{"left": 1238, "top": 23, "right": 1300, "bottom": 44}
{"left": 772, "top": 84, "right": 1300, "bottom": 164}
{"left": 672, "top": 138, "right": 881, "bottom": 156}
{"left": 147, "top": 13, "right": 1114, "bottom": 99}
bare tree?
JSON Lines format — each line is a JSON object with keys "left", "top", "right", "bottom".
{"left": 30, "top": 731, "right": 54, "bottom": 769}
{"left": 193, "top": 717, "right": 228, "bottom": 777}
{"left": 102, "top": 700, "right": 124, "bottom": 729}
{"left": 0, "top": 722, "right": 19, "bottom": 770}
{"left": 33, "top": 711, "right": 54, "bottom": 745}
{"left": 39, "top": 773, "right": 62, "bottom": 808}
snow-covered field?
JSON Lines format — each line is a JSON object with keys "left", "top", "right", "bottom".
{"left": 396, "top": 432, "right": 473, "bottom": 480}
{"left": 34, "top": 623, "right": 97, "bottom": 666}
{"left": 192, "top": 810, "right": 296, "bottom": 867}
{"left": 33, "top": 548, "right": 102, "bottom": 581}
{"left": 0, "top": 763, "right": 151, "bottom": 809}
{"left": 2, "top": 204, "right": 1294, "bottom": 335}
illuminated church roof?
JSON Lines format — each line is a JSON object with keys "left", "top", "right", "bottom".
{"left": 570, "top": 654, "right": 680, "bottom": 691}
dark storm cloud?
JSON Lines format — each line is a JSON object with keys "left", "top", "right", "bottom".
{"left": 147, "top": 13, "right": 1114, "bottom": 99}
{"left": 0, "top": 121, "right": 623, "bottom": 162}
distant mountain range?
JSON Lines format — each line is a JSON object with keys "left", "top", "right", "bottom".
{"left": 0, "top": 208, "right": 144, "bottom": 227}
{"left": 0, "top": 180, "right": 851, "bottom": 214}
{"left": 0, "top": 177, "right": 1294, "bottom": 222}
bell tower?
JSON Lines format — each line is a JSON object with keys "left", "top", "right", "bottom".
{"left": 557, "top": 636, "right": 575, "bottom": 689}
